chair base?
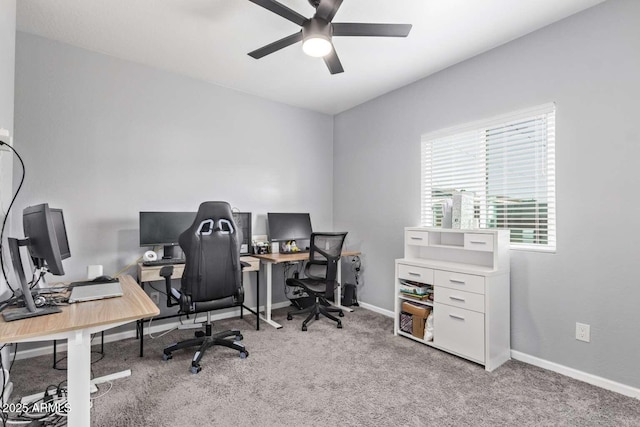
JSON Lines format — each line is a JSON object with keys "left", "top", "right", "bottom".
{"left": 287, "top": 297, "right": 344, "bottom": 331}
{"left": 162, "top": 323, "right": 248, "bottom": 374}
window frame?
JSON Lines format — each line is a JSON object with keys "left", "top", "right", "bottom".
{"left": 421, "top": 103, "right": 556, "bottom": 252}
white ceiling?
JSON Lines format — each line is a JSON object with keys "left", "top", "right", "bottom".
{"left": 16, "top": 0, "right": 606, "bottom": 115}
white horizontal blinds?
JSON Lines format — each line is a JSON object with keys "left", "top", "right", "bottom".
{"left": 421, "top": 103, "right": 556, "bottom": 250}
{"left": 421, "top": 129, "right": 485, "bottom": 227}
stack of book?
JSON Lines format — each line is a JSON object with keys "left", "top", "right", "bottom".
{"left": 399, "top": 279, "right": 433, "bottom": 301}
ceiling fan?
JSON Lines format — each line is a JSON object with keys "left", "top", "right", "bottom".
{"left": 247, "top": 0, "right": 412, "bottom": 74}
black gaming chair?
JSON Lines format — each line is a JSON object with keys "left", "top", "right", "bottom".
{"left": 162, "top": 201, "right": 249, "bottom": 373}
{"left": 285, "top": 232, "right": 348, "bottom": 331}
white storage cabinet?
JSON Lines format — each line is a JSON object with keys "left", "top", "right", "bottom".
{"left": 394, "top": 227, "right": 510, "bottom": 372}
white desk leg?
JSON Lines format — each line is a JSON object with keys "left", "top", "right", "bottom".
{"left": 259, "top": 262, "right": 282, "bottom": 329}
{"left": 333, "top": 260, "right": 354, "bottom": 313}
{"left": 67, "top": 330, "right": 91, "bottom": 427}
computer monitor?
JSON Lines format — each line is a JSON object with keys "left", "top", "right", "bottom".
{"left": 3, "top": 203, "right": 66, "bottom": 321}
{"left": 23, "top": 203, "right": 70, "bottom": 276}
{"left": 139, "top": 212, "right": 196, "bottom": 259}
{"left": 267, "top": 213, "right": 313, "bottom": 245}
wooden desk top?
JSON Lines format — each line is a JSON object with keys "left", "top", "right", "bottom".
{"left": 252, "top": 250, "right": 361, "bottom": 265}
{"left": 0, "top": 275, "right": 159, "bottom": 343}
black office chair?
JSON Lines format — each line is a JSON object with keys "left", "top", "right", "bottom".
{"left": 162, "top": 201, "right": 249, "bottom": 373}
{"left": 285, "top": 232, "right": 348, "bottom": 331}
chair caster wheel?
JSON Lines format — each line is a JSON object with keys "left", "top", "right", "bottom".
{"left": 337, "top": 321, "right": 342, "bottom": 329}
{"left": 287, "top": 314, "right": 293, "bottom": 321}
{"left": 315, "top": 314, "right": 320, "bottom": 320}
{"left": 235, "top": 334, "right": 243, "bottom": 341}
{"left": 190, "top": 365, "right": 201, "bottom": 374}
{"left": 195, "top": 331, "right": 205, "bottom": 338}
{"left": 302, "top": 324, "right": 308, "bottom": 331}
{"left": 338, "top": 311, "right": 344, "bottom": 317}
{"left": 240, "top": 351, "right": 249, "bottom": 359}
{"left": 162, "top": 353, "right": 172, "bottom": 361}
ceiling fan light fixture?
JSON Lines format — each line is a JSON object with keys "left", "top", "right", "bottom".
{"left": 302, "top": 18, "right": 332, "bottom": 57}
{"left": 302, "top": 36, "right": 332, "bottom": 57}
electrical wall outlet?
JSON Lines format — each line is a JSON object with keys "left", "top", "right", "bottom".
{"left": 576, "top": 322, "right": 590, "bottom": 342}
{"left": 150, "top": 291, "right": 160, "bottom": 305}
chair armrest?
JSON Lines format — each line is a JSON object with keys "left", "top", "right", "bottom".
{"left": 159, "top": 265, "right": 180, "bottom": 308}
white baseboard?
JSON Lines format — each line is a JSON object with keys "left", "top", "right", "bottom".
{"left": 511, "top": 350, "right": 640, "bottom": 400}
{"left": 358, "top": 301, "right": 394, "bottom": 318}
{"left": 13, "top": 301, "right": 292, "bottom": 361}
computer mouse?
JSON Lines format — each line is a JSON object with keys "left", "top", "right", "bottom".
{"left": 92, "top": 275, "right": 115, "bottom": 283}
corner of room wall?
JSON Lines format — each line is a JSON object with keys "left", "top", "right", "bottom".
{"left": 0, "top": 0, "right": 17, "bottom": 406}
{"left": 0, "top": 0, "right": 16, "bottom": 299}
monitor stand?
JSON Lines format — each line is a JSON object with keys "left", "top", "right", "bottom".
{"left": 162, "top": 245, "right": 177, "bottom": 260}
{"left": 2, "top": 238, "right": 62, "bottom": 322}
{"left": 2, "top": 305, "right": 61, "bottom": 322}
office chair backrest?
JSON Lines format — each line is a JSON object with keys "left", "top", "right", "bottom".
{"left": 306, "top": 232, "right": 348, "bottom": 298}
{"left": 179, "top": 201, "right": 242, "bottom": 305}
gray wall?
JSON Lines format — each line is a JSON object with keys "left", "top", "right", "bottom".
{"left": 0, "top": 0, "right": 15, "bottom": 298}
{"left": 334, "top": 0, "right": 640, "bottom": 389}
{"left": 13, "top": 32, "right": 334, "bottom": 310}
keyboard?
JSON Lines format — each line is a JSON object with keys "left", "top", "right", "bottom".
{"left": 142, "top": 258, "right": 186, "bottom": 266}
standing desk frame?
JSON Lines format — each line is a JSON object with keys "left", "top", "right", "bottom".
{"left": 252, "top": 250, "right": 361, "bottom": 329}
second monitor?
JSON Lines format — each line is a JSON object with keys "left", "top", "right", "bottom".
{"left": 267, "top": 213, "right": 312, "bottom": 253}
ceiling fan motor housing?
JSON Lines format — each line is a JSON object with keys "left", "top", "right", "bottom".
{"left": 303, "top": 18, "right": 332, "bottom": 42}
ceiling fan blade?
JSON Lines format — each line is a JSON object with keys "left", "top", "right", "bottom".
{"left": 332, "top": 23, "right": 412, "bottom": 37}
{"left": 248, "top": 31, "right": 303, "bottom": 59}
{"left": 248, "top": 0, "right": 307, "bottom": 27}
{"left": 315, "top": 0, "right": 343, "bottom": 22}
{"left": 323, "top": 46, "right": 344, "bottom": 74}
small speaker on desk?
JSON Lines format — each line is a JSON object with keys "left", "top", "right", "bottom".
{"left": 143, "top": 251, "right": 157, "bottom": 262}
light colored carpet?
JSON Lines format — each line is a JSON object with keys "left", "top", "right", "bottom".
{"left": 9, "top": 307, "right": 640, "bottom": 426}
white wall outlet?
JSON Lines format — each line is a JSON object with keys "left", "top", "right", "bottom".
{"left": 150, "top": 291, "right": 160, "bottom": 305}
{"left": 576, "top": 322, "right": 590, "bottom": 342}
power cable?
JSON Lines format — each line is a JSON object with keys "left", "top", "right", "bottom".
{"left": 0, "top": 140, "right": 27, "bottom": 296}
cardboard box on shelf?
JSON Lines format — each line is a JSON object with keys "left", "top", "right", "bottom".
{"left": 401, "top": 301, "right": 431, "bottom": 339}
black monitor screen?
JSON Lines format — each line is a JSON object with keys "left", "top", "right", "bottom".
{"left": 267, "top": 213, "right": 313, "bottom": 242}
{"left": 139, "top": 212, "right": 196, "bottom": 247}
{"left": 22, "top": 203, "right": 68, "bottom": 276}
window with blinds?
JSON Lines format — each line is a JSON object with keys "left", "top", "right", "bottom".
{"left": 421, "top": 103, "right": 556, "bottom": 251}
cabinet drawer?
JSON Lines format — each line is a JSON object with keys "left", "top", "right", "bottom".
{"left": 398, "top": 264, "right": 433, "bottom": 283}
{"left": 464, "top": 233, "right": 494, "bottom": 252}
{"left": 435, "top": 287, "right": 485, "bottom": 313}
{"left": 433, "top": 303, "right": 485, "bottom": 362}
{"left": 435, "top": 270, "right": 484, "bottom": 294}
{"left": 405, "top": 229, "right": 429, "bottom": 247}
{"left": 139, "top": 264, "right": 185, "bottom": 283}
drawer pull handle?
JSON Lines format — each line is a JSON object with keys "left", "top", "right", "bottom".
{"left": 449, "top": 314, "right": 465, "bottom": 321}
{"left": 469, "top": 241, "right": 486, "bottom": 244}
{"left": 449, "top": 295, "right": 466, "bottom": 302}
{"left": 410, "top": 237, "right": 424, "bottom": 240}
{"left": 449, "top": 279, "right": 465, "bottom": 284}
{"left": 408, "top": 272, "right": 421, "bottom": 277}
